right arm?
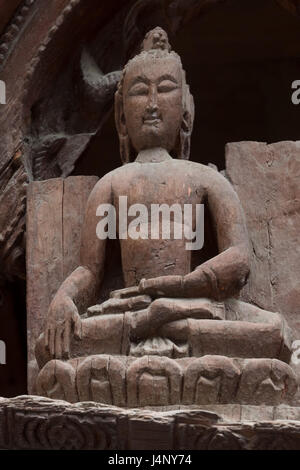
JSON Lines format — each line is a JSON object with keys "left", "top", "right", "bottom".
{"left": 45, "top": 173, "right": 113, "bottom": 359}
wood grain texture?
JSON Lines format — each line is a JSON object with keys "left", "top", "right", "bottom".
{"left": 1, "top": 396, "right": 300, "bottom": 449}
{"left": 63, "top": 176, "right": 98, "bottom": 278}
{"left": 226, "top": 141, "right": 300, "bottom": 336}
{"left": 26, "top": 176, "right": 98, "bottom": 392}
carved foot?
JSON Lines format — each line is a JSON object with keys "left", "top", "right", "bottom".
{"left": 36, "top": 360, "right": 78, "bottom": 403}
{"left": 127, "top": 356, "right": 183, "bottom": 407}
{"left": 76, "top": 355, "right": 126, "bottom": 406}
{"left": 237, "top": 359, "right": 297, "bottom": 405}
{"left": 182, "top": 356, "right": 240, "bottom": 405}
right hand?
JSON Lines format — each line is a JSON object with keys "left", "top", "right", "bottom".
{"left": 45, "top": 294, "right": 82, "bottom": 360}
{"left": 87, "top": 294, "right": 151, "bottom": 317}
{"left": 139, "top": 275, "right": 184, "bottom": 297}
{"left": 110, "top": 286, "right": 140, "bottom": 299}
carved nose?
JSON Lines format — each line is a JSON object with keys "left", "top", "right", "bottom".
{"left": 147, "top": 88, "right": 158, "bottom": 112}
{"left": 147, "top": 102, "right": 158, "bottom": 113}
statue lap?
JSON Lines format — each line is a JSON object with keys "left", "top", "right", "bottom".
{"left": 35, "top": 296, "right": 296, "bottom": 406}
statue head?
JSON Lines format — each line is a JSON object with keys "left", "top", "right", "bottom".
{"left": 115, "top": 27, "right": 195, "bottom": 164}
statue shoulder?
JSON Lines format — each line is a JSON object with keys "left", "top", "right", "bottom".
{"left": 179, "top": 160, "right": 230, "bottom": 186}
{"left": 202, "top": 165, "right": 244, "bottom": 210}
{"left": 90, "top": 171, "right": 112, "bottom": 195}
{"left": 182, "top": 161, "right": 242, "bottom": 203}
{"left": 86, "top": 170, "right": 115, "bottom": 208}
{"left": 88, "top": 163, "right": 139, "bottom": 201}
{"left": 173, "top": 159, "right": 207, "bottom": 174}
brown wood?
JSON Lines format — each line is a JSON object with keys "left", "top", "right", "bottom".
{"left": 26, "top": 176, "right": 98, "bottom": 392}
{"left": 31, "top": 29, "right": 297, "bottom": 407}
{"left": 63, "top": 176, "right": 99, "bottom": 278}
{"left": 226, "top": 141, "right": 300, "bottom": 335}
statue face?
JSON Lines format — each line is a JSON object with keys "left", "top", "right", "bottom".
{"left": 123, "top": 54, "right": 183, "bottom": 153}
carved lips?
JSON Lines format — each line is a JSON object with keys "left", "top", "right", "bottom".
{"left": 143, "top": 111, "right": 162, "bottom": 127}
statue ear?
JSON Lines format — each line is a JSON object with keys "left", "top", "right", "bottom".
{"left": 118, "top": 108, "right": 128, "bottom": 138}
{"left": 115, "top": 90, "right": 127, "bottom": 137}
{"left": 115, "top": 88, "right": 132, "bottom": 164}
{"left": 177, "top": 84, "right": 195, "bottom": 160}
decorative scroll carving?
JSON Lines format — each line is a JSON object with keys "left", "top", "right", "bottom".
{"left": 194, "top": 428, "right": 247, "bottom": 451}
{"left": 2, "top": 396, "right": 300, "bottom": 449}
{"left": 175, "top": 420, "right": 300, "bottom": 450}
{"left": 0, "top": 0, "right": 37, "bottom": 70}
{"left": 247, "top": 428, "right": 300, "bottom": 450}
{"left": 5, "top": 407, "right": 114, "bottom": 450}
{"left": 0, "top": 157, "right": 28, "bottom": 280}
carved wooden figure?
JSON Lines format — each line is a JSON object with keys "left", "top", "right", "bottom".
{"left": 33, "top": 28, "right": 297, "bottom": 407}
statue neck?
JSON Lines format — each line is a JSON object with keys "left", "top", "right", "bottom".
{"left": 135, "top": 148, "right": 173, "bottom": 163}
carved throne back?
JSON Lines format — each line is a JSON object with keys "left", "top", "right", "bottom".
{"left": 26, "top": 176, "right": 98, "bottom": 393}
{"left": 226, "top": 141, "right": 300, "bottom": 339}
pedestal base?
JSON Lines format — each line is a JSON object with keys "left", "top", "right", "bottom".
{"left": 36, "top": 354, "right": 297, "bottom": 406}
{"left": 1, "top": 396, "right": 300, "bottom": 450}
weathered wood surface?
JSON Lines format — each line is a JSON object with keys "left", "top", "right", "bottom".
{"left": 226, "top": 141, "right": 300, "bottom": 336}
{"left": 63, "top": 176, "right": 99, "bottom": 278}
{"left": 26, "top": 178, "right": 64, "bottom": 363}
{"left": 1, "top": 396, "right": 300, "bottom": 449}
{"left": 26, "top": 176, "right": 98, "bottom": 392}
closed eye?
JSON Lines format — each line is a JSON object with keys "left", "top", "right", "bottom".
{"left": 128, "top": 83, "right": 149, "bottom": 96}
{"left": 157, "top": 80, "right": 178, "bottom": 93}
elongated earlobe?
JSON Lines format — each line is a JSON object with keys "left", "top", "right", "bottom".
{"left": 115, "top": 85, "right": 133, "bottom": 164}
{"left": 176, "top": 82, "right": 194, "bottom": 160}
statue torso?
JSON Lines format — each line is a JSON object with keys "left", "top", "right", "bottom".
{"left": 109, "top": 159, "right": 208, "bottom": 286}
